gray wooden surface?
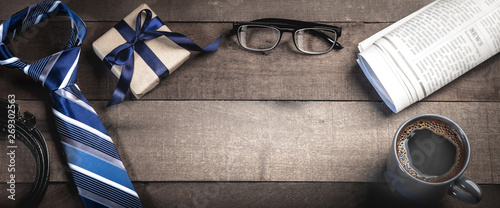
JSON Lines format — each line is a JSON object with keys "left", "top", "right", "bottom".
{"left": 0, "top": 0, "right": 499, "bottom": 207}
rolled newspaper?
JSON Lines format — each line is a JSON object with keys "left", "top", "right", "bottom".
{"left": 358, "top": 0, "right": 500, "bottom": 113}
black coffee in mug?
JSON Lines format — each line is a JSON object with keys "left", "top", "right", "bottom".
{"left": 395, "top": 118, "right": 467, "bottom": 182}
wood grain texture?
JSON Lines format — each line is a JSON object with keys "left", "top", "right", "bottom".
{"left": 1, "top": 1, "right": 499, "bottom": 207}
{"left": 1, "top": 101, "right": 498, "bottom": 184}
{"left": 138, "top": 182, "right": 500, "bottom": 208}
{"left": 1, "top": 0, "right": 435, "bottom": 22}
{"left": 1, "top": 182, "right": 499, "bottom": 208}
{"left": 1, "top": 22, "right": 499, "bottom": 102}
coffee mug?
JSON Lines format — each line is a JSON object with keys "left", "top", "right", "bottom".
{"left": 386, "top": 114, "right": 482, "bottom": 204}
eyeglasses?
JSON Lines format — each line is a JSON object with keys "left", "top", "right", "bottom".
{"left": 230, "top": 18, "right": 343, "bottom": 55}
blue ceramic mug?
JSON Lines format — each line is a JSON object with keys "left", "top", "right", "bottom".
{"left": 386, "top": 114, "right": 482, "bottom": 204}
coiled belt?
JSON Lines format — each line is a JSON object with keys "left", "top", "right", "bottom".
{"left": 1, "top": 99, "right": 49, "bottom": 208}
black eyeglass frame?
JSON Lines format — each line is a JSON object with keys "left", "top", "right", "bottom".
{"left": 231, "top": 18, "right": 343, "bottom": 54}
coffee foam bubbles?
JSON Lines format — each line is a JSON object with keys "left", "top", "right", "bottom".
{"left": 396, "top": 118, "right": 466, "bottom": 183}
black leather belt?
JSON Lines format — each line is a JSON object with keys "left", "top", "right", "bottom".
{"left": 1, "top": 98, "right": 50, "bottom": 208}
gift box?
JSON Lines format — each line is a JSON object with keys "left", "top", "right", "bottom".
{"left": 93, "top": 4, "right": 190, "bottom": 100}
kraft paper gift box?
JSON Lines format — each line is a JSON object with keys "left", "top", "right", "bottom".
{"left": 92, "top": 4, "right": 190, "bottom": 99}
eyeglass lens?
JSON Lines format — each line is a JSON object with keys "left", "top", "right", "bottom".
{"left": 295, "top": 29, "right": 337, "bottom": 54}
{"left": 238, "top": 25, "right": 280, "bottom": 51}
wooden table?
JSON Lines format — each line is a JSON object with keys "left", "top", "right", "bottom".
{"left": 1, "top": 0, "right": 499, "bottom": 207}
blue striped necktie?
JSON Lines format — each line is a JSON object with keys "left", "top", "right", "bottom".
{"left": 0, "top": 1, "right": 143, "bottom": 207}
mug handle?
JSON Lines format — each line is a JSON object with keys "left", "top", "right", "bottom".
{"left": 448, "top": 176, "right": 482, "bottom": 204}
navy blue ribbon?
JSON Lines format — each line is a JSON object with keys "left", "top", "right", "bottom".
{"left": 103, "top": 9, "right": 221, "bottom": 106}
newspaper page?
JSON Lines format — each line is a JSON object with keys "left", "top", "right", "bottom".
{"left": 357, "top": 0, "right": 500, "bottom": 113}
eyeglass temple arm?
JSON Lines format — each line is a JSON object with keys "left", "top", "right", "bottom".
{"left": 334, "top": 42, "right": 343, "bottom": 50}
{"left": 230, "top": 23, "right": 241, "bottom": 34}
{"left": 251, "top": 18, "right": 342, "bottom": 34}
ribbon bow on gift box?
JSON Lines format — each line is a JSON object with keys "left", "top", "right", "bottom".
{"left": 103, "top": 9, "right": 221, "bottom": 106}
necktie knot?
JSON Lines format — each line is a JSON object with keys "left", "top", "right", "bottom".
{"left": 0, "top": 0, "right": 86, "bottom": 92}
{"left": 36, "top": 46, "right": 81, "bottom": 92}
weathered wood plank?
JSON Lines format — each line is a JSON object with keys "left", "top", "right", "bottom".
{"left": 1, "top": 22, "right": 499, "bottom": 102}
{"left": 1, "top": 182, "right": 499, "bottom": 208}
{"left": 0, "top": 183, "right": 83, "bottom": 208}
{"left": 1, "top": 101, "right": 498, "bottom": 183}
{"left": 1, "top": 0, "right": 435, "bottom": 22}
{"left": 0, "top": 1, "right": 497, "bottom": 208}
{"left": 140, "top": 182, "right": 500, "bottom": 208}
